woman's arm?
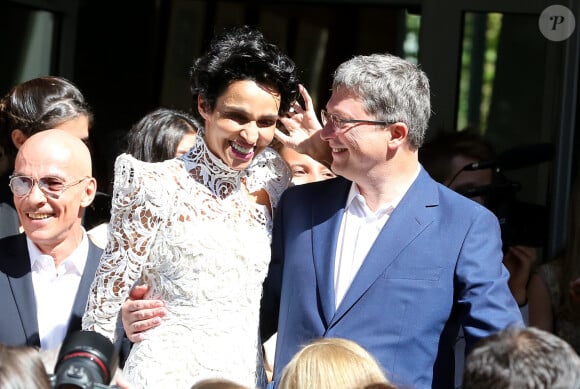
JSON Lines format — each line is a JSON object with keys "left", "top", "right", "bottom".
{"left": 82, "top": 155, "right": 160, "bottom": 342}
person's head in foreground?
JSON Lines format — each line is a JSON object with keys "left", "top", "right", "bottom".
{"left": 0, "top": 343, "right": 52, "bottom": 389}
{"left": 190, "top": 378, "right": 251, "bottom": 389}
{"left": 278, "top": 337, "right": 395, "bottom": 389}
{"left": 463, "top": 326, "right": 580, "bottom": 389}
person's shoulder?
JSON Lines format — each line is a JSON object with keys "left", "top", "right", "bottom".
{"left": 114, "top": 153, "right": 183, "bottom": 186}
{"left": 115, "top": 152, "right": 180, "bottom": 170}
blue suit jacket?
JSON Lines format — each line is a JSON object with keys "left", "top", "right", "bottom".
{"left": 261, "top": 168, "right": 523, "bottom": 389}
{"left": 0, "top": 233, "right": 102, "bottom": 347}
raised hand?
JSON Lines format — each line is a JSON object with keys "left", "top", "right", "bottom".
{"left": 503, "top": 245, "right": 538, "bottom": 306}
{"left": 276, "top": 84, "right": 331, "bottom": 167}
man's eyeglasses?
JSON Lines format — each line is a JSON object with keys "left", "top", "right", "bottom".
{"left": 9, "top": 175, "right": 89, "bottom": 199}
{"left": 320, "top": 109, "right": 395, "bottom": 134}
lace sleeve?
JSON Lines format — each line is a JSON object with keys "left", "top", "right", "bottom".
{"left": 82, "top": 154, "right": 166, "bottom": 342}
{"left": 245, "top": 147, "right": 291, "bottom": 213}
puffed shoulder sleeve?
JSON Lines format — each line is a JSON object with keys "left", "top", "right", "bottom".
{"left": 82, "top": 154, "right": 167, "bottom": 341}
{"left": 245, "top": 147, "right": 291, "bottom": 212}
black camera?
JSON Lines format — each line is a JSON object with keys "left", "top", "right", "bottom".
{"left": 50, "top": 330, "right": 120, "bottom": 389}
{"left": 459, "top": 174, "right": 548, "bottom": 250}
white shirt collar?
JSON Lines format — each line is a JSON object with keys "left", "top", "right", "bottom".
{"left": 27, "top": 229, "right": 89, "bottom": 276}
{"left": 345, "top": 165, "right": 421, "bottom": 216}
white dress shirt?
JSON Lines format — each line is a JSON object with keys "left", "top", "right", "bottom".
{"left": 28, "top": 231, "right": 89, "bottom": 350}
{"left": 333, "top": 172, "right": 419, "bottom": 309}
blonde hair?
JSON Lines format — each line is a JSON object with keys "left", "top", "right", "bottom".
{"left": 278, "top": 337, "right": 393, "bottom": 389}
{"left": 0, "top": 344, "right": 52, "bottom": 389}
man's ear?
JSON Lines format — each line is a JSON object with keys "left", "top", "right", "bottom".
{"left": 11, "top": 129, "right": 28, "bottom": 149}
{"left": 80, "top": 177, "right": 98, "bottom": 208}
{"left": 388, "top": 123, "right": 408, "bottom": 146}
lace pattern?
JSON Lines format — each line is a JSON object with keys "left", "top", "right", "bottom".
{"left": 82, "top": 135, "right": 290, "bottom": 388}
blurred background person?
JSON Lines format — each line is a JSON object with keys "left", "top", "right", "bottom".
{"left": 528, "top": 172, "right": 580, "bottom": 354}
{"left": 462, "top": 326, "right": 580, "bottom": 389}
{"left": 271, "top": 136, "right": 335, "bottom": 186}
{"left": 125, "top": 107, "right": 200, "bottom": 162}
{"left": 420, "top": 129, "right": 542, "bottom": 310}
{"left": 277, "top": 337, "right": 394, "bottom": 389}
{"left": 419, "top": 129, "right": 495, "bottom": 206}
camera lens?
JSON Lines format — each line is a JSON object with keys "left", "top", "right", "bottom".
{"left": 53, "top": 331, "right": 118, "bottom": 389}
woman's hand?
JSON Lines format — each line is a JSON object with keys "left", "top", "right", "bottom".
{"left": 276, "top": 84, "right": 331, "bottom": 167}
{"left": 121, "top": 284, "right": 166, "bottom": 342}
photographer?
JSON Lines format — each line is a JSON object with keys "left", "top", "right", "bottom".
{"left": 527, "top": 173, "right": 580, "bottom": 354}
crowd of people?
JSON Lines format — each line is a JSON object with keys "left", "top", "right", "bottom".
{"left": 0, "top": 25, "right": 578, "bottom": 389}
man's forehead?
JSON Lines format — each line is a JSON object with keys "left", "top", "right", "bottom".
{"left": 15, "top": 148, "right": 74, "bottom": 176}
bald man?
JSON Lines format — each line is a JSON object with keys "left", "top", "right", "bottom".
{"left": 0, "top": 129, "right": 100, "bottom": 350}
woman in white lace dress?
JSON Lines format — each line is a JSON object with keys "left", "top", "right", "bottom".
{"left": 82, "top": 26, "right": 301, "bottom": 389}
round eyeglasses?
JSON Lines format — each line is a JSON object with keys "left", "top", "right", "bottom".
{"left": 9, "top": 175, "right": 89, "bottom": 199}
{"left": 320, "top": 109, "right": 395, "bottom": 134}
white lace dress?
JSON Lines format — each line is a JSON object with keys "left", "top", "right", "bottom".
{"left": 82, "top": 135, "right": 290, "bottom": 389}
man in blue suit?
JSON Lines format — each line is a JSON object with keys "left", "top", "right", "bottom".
{"left": 260, "top": 53, "right": 523, "bottom": 389}
{"left": 0, "top": 129, "right": 101, "bottom": 351}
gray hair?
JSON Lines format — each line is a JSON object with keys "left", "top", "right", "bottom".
{"left": 463, "top": 326, "right": 580, "bottom": 389}
{"left": 332, "top": 53, "right": 431, "bottom": 149}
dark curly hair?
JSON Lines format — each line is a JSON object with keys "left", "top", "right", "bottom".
{"left": 190, "top": 26, "right": 299, "bottom": 123}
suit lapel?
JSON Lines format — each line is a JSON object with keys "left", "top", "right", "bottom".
{"left": 68, "top": 240, "right": 102, "bottom": 333}
{"left": 4, "top": 234, "right": 40, "bottom": 346}
{"left": 312, "top": 177, "right": 351, "bottom": 325}
{"left": 331, "top": 168, "right": 438, "bottom": 324}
